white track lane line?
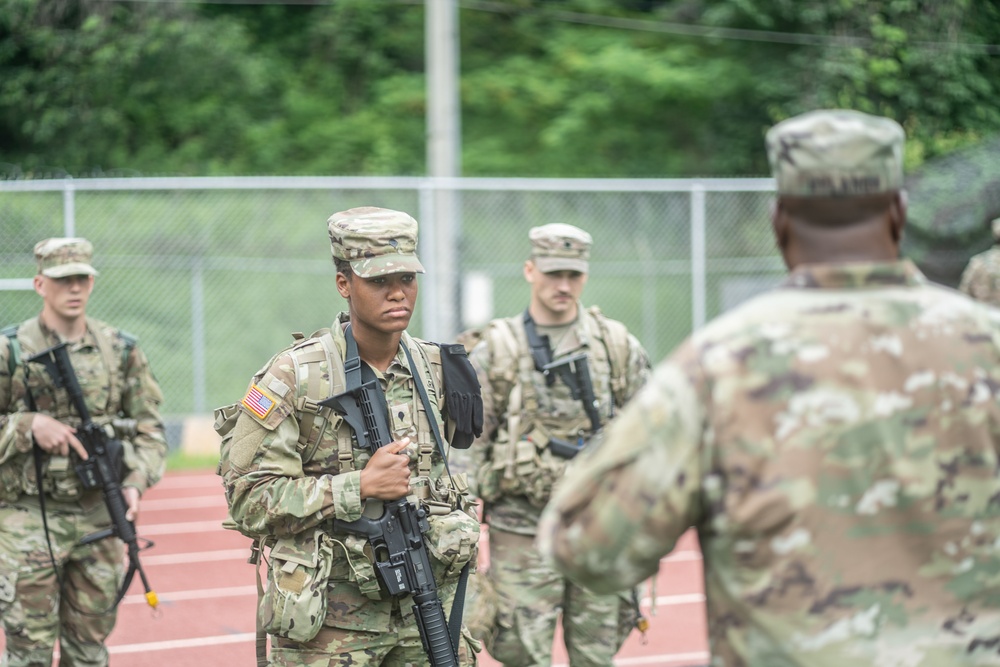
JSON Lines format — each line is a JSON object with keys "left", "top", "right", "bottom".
{"left": 141, "top": 495, "right": 228, "bottom": 511}
{"left": 122, "top": 585, "right": 257, "bottom": 605}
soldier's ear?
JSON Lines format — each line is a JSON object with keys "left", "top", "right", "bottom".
{"left": 523, "top": 259, "right": 536, "bottom": 284}
{"left": 771, "top": 198, "right": 796, "bottom": 270}
{"left": 771, "top": 198, "right": 790, "bottom": 251}
{"left": 890, "top": 190, "right": 907, "bottom": 245}
{"left": 335, "top": 270, "right": 352, "bottom": 299}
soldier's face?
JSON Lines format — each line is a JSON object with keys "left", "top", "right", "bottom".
{"left": 525, "top": 261, "right": 587, "bottom": 321}
{"left": 337, "top": 270, "right": 417, "bottom": 335}
{"left": 34, "top": 274, "right": 94, "bottom": 321}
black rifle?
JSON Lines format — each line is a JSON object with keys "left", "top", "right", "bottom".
{"left": 542, "top": 352, "right": 602, "bottom": 459}
{"left": 28, "top": 343, "right": 158, "bottom": 610}
{"left": 319, "top": 377, "right": 460, "bottom": 667}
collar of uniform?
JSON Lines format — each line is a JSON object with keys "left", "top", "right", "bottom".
{"left": 35, "top": 316, "right": 96, "bottom": 350}
{"left": 531, "top": 300, "right": 590, "bottom": 356}
{"left": 782, "top": 259, "right": 926, "bottom": 290}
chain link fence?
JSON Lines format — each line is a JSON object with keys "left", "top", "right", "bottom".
{"left": 0, "top": 176, "right": 781, "bottom": 444}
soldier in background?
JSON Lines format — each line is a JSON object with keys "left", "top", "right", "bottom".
{"left": 959, "top": 216, "right": 1000, "bottom": 307}
{"left": 538, "top": 109, "right": 1000, "bottom": 665}
{"left": 454, "top": 223, "right": 651, "bottom": 666}
{"left": 0, "top": 238, "right": 167, "bottom": 667}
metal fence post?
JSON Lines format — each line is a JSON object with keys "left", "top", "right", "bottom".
{"left": 691, "top": 184, "right": 706, "bottom": 332}
{"left": 63, "top": 178, "right": 75, "bottom": 237}
{"left": 419, "top": 181, "right": 439, "bottom": 339}
{"left": 191, "top": 259, "right": 206, "bottom": 414}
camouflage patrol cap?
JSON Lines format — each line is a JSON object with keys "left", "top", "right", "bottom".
{"left": 991, "top": 217, "right": 1000, "bottom": 241}
{"left": 766, "top": 109, "right": 905, "bottom": 197}
{"left": 34, "top": 237, "right": 99, "bottom": 278}
{"left": 327, "top": 206, "right": 426, "bottom": 278}
{"left": 529, "top": 223, "right": 592, "bottom": 273}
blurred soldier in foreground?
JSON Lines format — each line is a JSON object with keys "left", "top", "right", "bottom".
{"left": 0, "top": 238, "right": 167, "bottom": 667}
{"left": 958, "top": 216, "right": 1000, "bottom": 307}
{"left": 538, "top": 109, "right": 1000, "bottom": 666}
{"left": 454, "top": 223, "right": 650, "bottom": 666}
{"left": 217, "top": 207, "right": 483, "bottom": 666}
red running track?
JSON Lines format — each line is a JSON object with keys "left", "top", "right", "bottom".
{"left": 1, "top": 469, "right": 709, "bottom": 666}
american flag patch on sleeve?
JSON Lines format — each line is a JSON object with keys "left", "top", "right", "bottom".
{"left": 242, "top": 383, "right": 276, "bottom": 420}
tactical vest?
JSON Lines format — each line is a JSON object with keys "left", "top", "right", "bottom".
{"left": 472, "top": 306, "right": 632, "bottom": 507}
{"left": 0, "top": 317, "right": 137, "bottom": 502}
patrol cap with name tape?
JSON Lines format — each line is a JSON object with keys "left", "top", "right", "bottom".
{"left": 35, "top": 237, "right": 99, "bottom": 278}
{"left": 766, "top": 109, "right": 905, "bottom": 197}
{"left": 327, "top": 206, "right": 426, "bottom": 278}
{"left": 529, "top": 223, "right": 592, "bottom": 274}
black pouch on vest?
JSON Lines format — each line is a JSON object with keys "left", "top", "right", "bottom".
{"left": 439, "top": 343, "right": 484, "bottom": 449}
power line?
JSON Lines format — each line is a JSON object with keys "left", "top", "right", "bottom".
{"left": 98, "top": 0, "right": 1000, "bottom": 54}
{"left": 460, "top": 0, "right": 1000, "bottom": 54}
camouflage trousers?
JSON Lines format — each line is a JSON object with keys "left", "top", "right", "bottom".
{"left": 0, "top": 499, "right": 123, "bottom": 667}
{"left": 268, "top": 584, "right": 479, "bottom": 667}
{"left": 488, "top": 528, "right": 630, "bottom": 667}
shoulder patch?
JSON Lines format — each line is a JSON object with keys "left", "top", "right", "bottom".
{"left": 242, "top": 383, "right": 278, "bottom": 420}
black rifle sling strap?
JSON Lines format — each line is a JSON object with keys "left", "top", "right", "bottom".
{"left": 4, "top": 326, "right": 64, "bottom": 608}
{"left": 400, "top": 342, "right": 470, "bottom": 656}
{"left": 342, "top": 323, "right": 365, "bottom": 391}
{"left": 522, "top": 310, "right": 557, "bottom": 386}
{"left": 13, "top": 342, "right": 71, "bottom": 614}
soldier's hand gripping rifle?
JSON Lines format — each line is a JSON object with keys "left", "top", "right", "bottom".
{"left": 28, "top": 343, "right": 158, "bottom": 610}
{"left": 319, "top": 378, "right": 461, "bottom": 667}
{"left": 541, "top": 352, "right": 602, "bottom": 459}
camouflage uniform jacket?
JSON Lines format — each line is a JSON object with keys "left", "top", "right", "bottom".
{"left": 958, "top": 245, "right": 1000, "bottom": 308}
{"left": 221, "top": 313, "right": 480, "bottom": 633}
{"left": 0, "top": 315, "right": 167, "bottom": 508}
{"left": 539, "top": 260, "right": 1000, "bottom": 666}
{"left": 458, "top": 304, "right": 649, "bottom": 535}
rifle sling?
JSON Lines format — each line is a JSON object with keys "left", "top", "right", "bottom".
{"left": 522, "top": 310, "right": 556, "bottom": 385}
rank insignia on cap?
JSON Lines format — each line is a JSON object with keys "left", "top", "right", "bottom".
{"left": 242, "top": 384, "right": 276, "bottom": 420}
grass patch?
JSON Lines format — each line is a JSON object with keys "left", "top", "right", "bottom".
{"left": 166, "top": 449, "right": 220, "bottom": 472}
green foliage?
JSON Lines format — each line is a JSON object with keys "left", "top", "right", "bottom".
{"left": 696, "top": 0, "right": 1000, "bottom": 164}
{"left": 0, "top": 0, "right": 279, "bottom": 176}
{"left": 0, "top": 0, "right": 997, "bottom": 178}
{"left": 166, "top": 448, "right": 219, "bottom": 471}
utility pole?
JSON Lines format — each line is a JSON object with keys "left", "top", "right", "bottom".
{"left": 423, "top": 0, "right": 461, "bottom": 341}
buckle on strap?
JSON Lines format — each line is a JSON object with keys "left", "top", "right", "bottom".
{"left": 296, "top": 396, "right": 323, "bottom": 415}
{"left": 343, "top": 355, "right": 361, "bottom": 375}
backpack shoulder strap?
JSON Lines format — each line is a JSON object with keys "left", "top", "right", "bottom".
{"left": 478, "top": 316, "right": 527, "bottom": 420}
{"left": 118, "top": 329, "right": 138, "bottom": 368}
{"left": 86, "top": 317, "right": 135, "bottom": 414}
{"left": 286, "top": 328, "right": 346, "bottom": 464}
{"left": 1, "top": 324, "right": 20, "bottom": 377}
{"left": 586, "top": 306, "right": 630, "bottom": 408}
